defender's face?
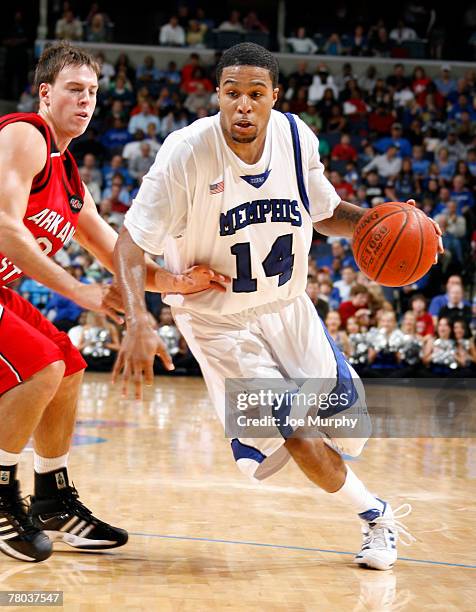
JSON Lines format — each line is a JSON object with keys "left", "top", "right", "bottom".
{"left": 218, "top": 65, "right": 278, "bottom": 144}
{"left": 40, "top": 64, "right": 98, "bottom": 139}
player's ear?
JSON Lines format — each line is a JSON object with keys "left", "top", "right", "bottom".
{"left": 216, "top": 86, "right": 220, "bottom": 101}
{"left": 272, "top": 87, "right": 279, "bottom": 107}
{"left": 39, "top": 83, "right": 50, "bottom": 105}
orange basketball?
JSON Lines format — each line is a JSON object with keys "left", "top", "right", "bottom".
{"left": 352, "top": 202, "right": 439, "bottom": 287}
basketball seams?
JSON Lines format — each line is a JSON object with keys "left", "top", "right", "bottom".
{"left": 374, "top": 210, "right": 409, "bottom": 283}
{"left": 401, "top": 209, "right": 424, "bottom": 286}
{"left": 353, "top": 207, "right": 407, "bottom": 262}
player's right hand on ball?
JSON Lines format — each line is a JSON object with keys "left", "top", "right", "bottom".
{"left": 112, "top": 323, "right": 174, "bottom": 399}
{"left": 167, "top": 264, "right": 231, "bottom": 295}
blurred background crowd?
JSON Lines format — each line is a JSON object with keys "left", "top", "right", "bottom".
{"left": 1, "top": 1, "right": 476, "bottom": 376}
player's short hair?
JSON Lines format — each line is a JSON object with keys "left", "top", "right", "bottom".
{"left": 216, "top": 43, "right": 279, "bottom": 88}
{"left": 34, "top": 41, "right": 100, "bottom": 88}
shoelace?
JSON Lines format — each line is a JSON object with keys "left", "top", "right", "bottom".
{"left": 56, "top": 485, "right": 96, "bottom": 523}
{"left": 364, "top": 504, "right": 416, "bottom": 548}
{"left": 0, "top": 486, "right": 39, "bottom": 537}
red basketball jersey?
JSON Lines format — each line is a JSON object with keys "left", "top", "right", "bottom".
{"left": 0, "top": 113, "right": 85, "bottom": 285}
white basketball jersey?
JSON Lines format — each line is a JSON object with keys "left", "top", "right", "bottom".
{"left": 124, "top": 110, "right": 340, "bottom": 315}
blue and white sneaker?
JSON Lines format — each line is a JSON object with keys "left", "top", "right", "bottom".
{"left": 354, "top": 501, "right": 415, "bottom": 570}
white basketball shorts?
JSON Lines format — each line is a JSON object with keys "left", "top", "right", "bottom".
{"left": 173, "top": 293, "right": 370, "bottom": 481}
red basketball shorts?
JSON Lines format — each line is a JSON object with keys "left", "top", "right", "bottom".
{"left": 0, "top": 286, "right": 86, "bottom": 396}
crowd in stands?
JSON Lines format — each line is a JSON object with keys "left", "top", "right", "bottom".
{"left": 45, "top": 3, "right": 476, "bottom": 61}
{"left": 12, "top": 38, "right": 476, "bottom": 376}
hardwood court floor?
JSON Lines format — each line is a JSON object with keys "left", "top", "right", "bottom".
{"left": 5, "top": 373, "right": 476, "bottom": 611}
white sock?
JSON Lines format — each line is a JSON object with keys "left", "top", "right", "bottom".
{"left": 332, "top": 466, "right": 384, "bottom": 516}
{"left": 34, "top": 452, "right": 69, "bottom": 474}
{"left": 0, "top": 449, "right": 21, "bottom": 466}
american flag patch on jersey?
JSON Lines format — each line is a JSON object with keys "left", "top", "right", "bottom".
{"left": 209, "top": 180, "right": 224, "bottom": 194}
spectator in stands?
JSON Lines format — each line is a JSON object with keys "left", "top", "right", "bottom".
{"left": 367, "top": 102, "right": 397, "bottom": 136}
{"left": 329, "top": 170, "right": 355, "bottom": 201}
{"left": 367, "top": 311, "right": 404, "bottom": 375}
{"left": 394, "top": 158, "right": 418, "bottom": 200}
{"left": 350, "top": 25, "right": 368, "bottom": 56}
{"left": 437, "top": 129, "right": 468, "bottom": 163}
{"left": 159, "top": 15, "right": 186, "bottom": 46}
{"left": 102, "top": 154, "right": 133, "bottom": 189}
{"left": 182, "top": 67, "right": 213, "bottom": 94}
{"left": 309, "top": 64, "right": 338, "bottom": 103}
{"left": 389, "top": 19, "right": 417, "bottom": 45}
{"left": 334, "top": 265, "right": 357, "bottom": 302}
{"left": 79, "top": 167, "right": 101, "bottom": 202}
{"left": 74, "top": 312, "right": 121, "bottom": 372}
{"left": 100, "top": 118, "right": 131, "bottom": 155}
{"left": 363, "top": 170, "right": 385, "bottom": 204}
{"left": 358, "top": 65, "right": 378, "bottom": 95}
{"left": 288, "top": 61, "right": 313, "bottom": 89}
{"left": 80, "top": 153, "right": 103, "bottom": 188}
{"left": 323, "top": 33, "right": 343, "bottom": 56}
{"left": 411, "top": 144, "right": 431, "bottom": 177}
{"left": 196, "top": 7, "right": 215, "bottom": 32}
{"left": 429, "top": 275, "right": 468, "bottom": 320}
{"left": 409, "top": 294, "right": 434, "bottom": 336}
{"left": 434, "top": 214, "right": 464, "bottom": 265}
{"left": 184, "top": 82, "right": 211, "bottom": 115}
{"left": 386, "top": 63, "right": 410, "bottom": 90}
{"left": 422, "top": 317, "right": 457, "bottom": 374}
{"left": 95, "top": 52, "right": 115, "bottom": 91}
{"left": 440, "top": 199, "right": 467, "bottom": 238}
{"left": 18, "top": 277, "right": 50, "bottom": 312}
{"left": 331, "top": 134, "right": 358, "bottom": 162}
{"left": 187, "top": 19, "right": 207, "bottom": 48}
{"left": 100, "top": 180, "right": 131, "bottom": 219}
{"left": 218, "top": 10, "right": 245, "bottom": 32}
{"left": 136, "top": 56, "right": 161, "bottom": 91}
{"left": 339, "top": 284, "right": 370, "bottom": 328}
{"left": 450, "top": 174, "right": 475, "bottom": 211}
{"left": 45, "top": 279, "right": 85, "bottom": 333}
{"left": 128, "top": 142, "right": 155, "bottom": 181}
{"left": 127, "top": 101, "right": 160, "bottom": 135}
{"left": 108, "top": 74, "right": 135, "bottom": 110}
{"left": 369, "top": 26, "right": 392, "bottom": 57}
{"left": 374, "top": 123, "right": 412, "bottom": 157}
{"left": 299, "top": 103, "right": 322, "bottom": 131}
{"left": 243, "top": 11, "right": 268, "bottom": 32}
{"left": 326, "top": 104, "right": 347, "bottom": 133}
{"left": 306, "top": 277, "right": 329, "bottom": 320}
{"left": 362, "top": 145, "right": 402, "bottom": 180}
{"left": 434, "top": 64, "right": 457, "bottom": 98}
{"left": 411, "top": 66, "right": 431, "bottom": 107}
{"left": 114, "top": 53, "right": 136, "bottom": 86}
{"left": 326, "top": 311, "right": 351, "bottom": 356}
{"left": 438, "top": 284, "right": 472, "bottom": 325}
{"left": 85, "top": 13, "right": 109, "bottom": 42}
{"left": 454, "top": 319, "right": 476, "bottom": 373}
{"left": 287, "top": 27, "right": 318, "bottom": 54}
{"left": 55, "top": 9, "right": 83, "bottom": 41}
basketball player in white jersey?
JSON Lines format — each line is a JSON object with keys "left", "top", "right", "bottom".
{"left": 113, "top": 44, "right": 442, "bottom": 570}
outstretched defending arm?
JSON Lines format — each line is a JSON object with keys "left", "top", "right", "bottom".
{"left": 112, "top": 227, "right": 173, "bottom": 399}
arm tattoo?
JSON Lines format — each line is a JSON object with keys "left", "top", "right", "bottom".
{"left": 333, "top": 204, "right": 366, "bottom": 226}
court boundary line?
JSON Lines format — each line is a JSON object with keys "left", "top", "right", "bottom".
{"left": 129, "top": 531, "right": 476, "bottom": 569}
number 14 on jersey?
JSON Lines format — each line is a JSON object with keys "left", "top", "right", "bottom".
{"left": 230, "top": 233, "right": 294, "bottom": 293}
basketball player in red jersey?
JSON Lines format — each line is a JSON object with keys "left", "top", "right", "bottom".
{"left": 0, "top": 42, "right": 228, "bottom": 562}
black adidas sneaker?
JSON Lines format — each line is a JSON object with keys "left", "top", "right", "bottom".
{"left": 30, "top": 468, "right": 128, "bottom": 551}
{"left": 0, "top": 473, "right": 52, "bottom": 562}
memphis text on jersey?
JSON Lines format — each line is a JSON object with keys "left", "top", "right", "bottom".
{"left": 219, "top": 199, "right": 302, "bottom": 236}
{"left": 0, "top": 207, "right": 76, "bottom": 282}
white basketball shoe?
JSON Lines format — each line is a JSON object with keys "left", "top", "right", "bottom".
{"left": 354, "top": 500, "right": 415, "bottom": 570}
